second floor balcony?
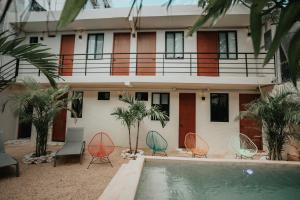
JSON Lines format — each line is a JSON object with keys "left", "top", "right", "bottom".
{"left": 16, "top": 52, "right": 277, "bottom": 87}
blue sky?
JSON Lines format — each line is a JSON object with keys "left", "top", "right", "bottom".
{"left": 111, "top": 0, "right": 198, "bottom": 7}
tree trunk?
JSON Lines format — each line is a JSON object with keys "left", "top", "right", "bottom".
{"left": 34, "top": 122, "right": 49, "bottom": 157}
{"left": 128, "top": 127, "right": 132, "bottom": 153}
{"left": 135, "top": 121, "right": 140, "bottom": 154}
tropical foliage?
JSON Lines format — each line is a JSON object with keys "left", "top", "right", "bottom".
{"left": 111, "top": 98, "right": 136, "bottom": 153}
{"left": 166, "top": 0, "right": 300, "bottom": 85}
{"left": 2, "top": 79, "right": 76, "bottom": 157}
{"left": 112, "top": 95, "right": 168, "bottom": 154}
{"left": 58, "top": 0, "right": 300, "bottom": 85}
{"left": 0, "top": 31, "right": 59, "bottom": 87}
{"left": 239, "top": 87, "right": 300, "bottom": 160}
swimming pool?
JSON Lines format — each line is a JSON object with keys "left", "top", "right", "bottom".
{"left": 135, "top": 159, "right": 300, "bottom": 200}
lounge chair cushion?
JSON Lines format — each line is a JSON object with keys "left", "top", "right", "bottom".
{"left": 56, "top": 142, "right": 83, "bottom": 156}
{"left": 0, "top": 153, "right": 17, "bottom": 168}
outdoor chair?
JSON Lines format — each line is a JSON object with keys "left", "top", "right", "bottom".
{"left": 146, "top": 130, "right": 168, "bottom": 156}
{"left": 54, "top": 127, "right": 85, "bottom": 167}
{"left": 0, "top": 129, "right": 19, "bottom": 177}
{"left": 184, "top": 132, "right": 209, "bottom": 158}
{"left": 87, "top": 132, "right": 115, "bottom": 168}
{"left": 229, "top": 133, "right": 258, "bottom": 159}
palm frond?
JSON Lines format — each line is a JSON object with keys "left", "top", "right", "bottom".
{"left": 57, "top": 0, "right": 88, "bottom": 29}
{"left": 0, "top": 31, "right": 59, "bottom": 87}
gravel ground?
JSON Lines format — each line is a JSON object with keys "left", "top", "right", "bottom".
{"left": 0, "top": 142, "right": 127, "bottom": 200}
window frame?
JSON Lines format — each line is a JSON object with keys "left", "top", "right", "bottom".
{"left": 218, "top": 31, "right": 238, "bottom": 60}
{"left": 151, "top": 93, "right": 170, "bottom": 121}
{"left": 165, "top": 31, "right": 184, "bottom": 59}
{"left": 86, "top": 33, "right": 104, "bottom": 60}
{"left": 135, "top": 92, "right": 148, "bottom": 101}
{"left": 98, "top": 92, "right": 110, "bottom": 100}
{"left": 29, "top": 36, "right": 39, "bottom": 44}
{"left": 71, "top": 91, "right": 83, "bottom": 118}
{"left": 210, "top": 93, "right": 229, "bottom": 122}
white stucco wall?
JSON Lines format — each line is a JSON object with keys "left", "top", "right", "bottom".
{"left": 18, "top": 27, "right": 275, "bottom": 80}
{"left": 64, "top": 89, "right": 255, "bottom": 156}
{"left": 0, "top": 88, "right": 19, "bottom": 141}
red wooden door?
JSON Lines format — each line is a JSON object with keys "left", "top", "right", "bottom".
{"left": 179, "top": 93, "right": 196, "bottom": 148}
{"left": 197, "top": 31, "right": 219, "bottom": 76}
{"left": 52, "top": 109, "right": 67, "bottom": 142}
{"left": 239, "top": 94, "right": 262, "bottom": 150}
{"left": 137, "top": 32, "right": 156, "bottom": 76}
{"left": 60, "top": 35, "right": 75, "bottom": 76}
{"left": 112, "top": 33, "right": 131, "bottom": 75}
{"left": 18, "top": 105, "right": 33, "bottom": 138}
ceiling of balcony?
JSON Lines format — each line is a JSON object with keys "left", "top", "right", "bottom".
{"left": 12, "top": 5, "right": 250, "bottom": 33}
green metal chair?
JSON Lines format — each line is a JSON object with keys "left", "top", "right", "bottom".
{"left": 146, "top": 130, "right": 168, "bottom": 156}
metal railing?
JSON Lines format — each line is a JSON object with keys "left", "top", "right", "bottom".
{"left": 0, "top": 59, "right": 19, "bottom": 92}
{"left": 18, "top": 52, "right": 276, "bottom": 78}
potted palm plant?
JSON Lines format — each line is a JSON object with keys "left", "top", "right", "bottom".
{"left": 2, "top": 79, "right": 77, "bottom": 161}
{"left": 239, "top": 87, "right": 300, "bottom": 160}
{"left": 111, "top": 97, "right": 135, "bottom": 154}
{"left": 112, "top": 95, "right": 168, "bottom": 157}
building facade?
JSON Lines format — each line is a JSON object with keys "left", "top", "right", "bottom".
{"left": 0, "top": 0, "right": 279, "bottom": 156}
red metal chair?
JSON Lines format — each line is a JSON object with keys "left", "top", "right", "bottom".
{"left": 87, "top": 132, "right": 115, "bottom": 168}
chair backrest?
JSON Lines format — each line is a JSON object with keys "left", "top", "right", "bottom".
{"left": 239, "top": 133, "right": 258, "bottom": 153}
{"left": 0, "top": 129, "right": 5, "bottom": 153}
{"left": 184, "top": 132, "right": 209, "bottom": 152}
{"left": 229, "top": 133, "right": 258, "bottom": 156}
{"left": 88, "top": 132, "right": 115, "bottom": 157}
{"left": 65, "top": 127, "right": 84, "bottom": 143}
{"left": 146, "top": 130, "right": 168, "bottom": 152}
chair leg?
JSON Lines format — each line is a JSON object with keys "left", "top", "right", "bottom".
{"left": 87, "top": 157, "right": 95, "bottom": 169}
{"left": 53, "top": 156, "right": 57, "bottom": 167}
{"left": 106, "top": 156, "right": 113, "bottom": 168}
{"left": 15, "top": 163, "right": 19, "bottom": 177}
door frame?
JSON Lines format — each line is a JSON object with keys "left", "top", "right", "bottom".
{"left": 178, "top": 93, "right": 196, "bottom": 148}
{"left": 59, "top": 34, "right": 75, "bottom": 76}
{"left": 136, "top": 32, "right": 157, "bottom": 76}
{"left": 112, "top": 32, "right": 131, "bottom": 76}
{"left": 197, "top": 31, "right": 219, "bottom": 76}
{"left": 239, "top": 93, "right": 263, "bottom": 150}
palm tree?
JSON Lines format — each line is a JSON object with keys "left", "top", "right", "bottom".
{"left": 239, "top": 87, "right": 300, "bottom": 160}
{"left": 57, "top": 0, "right": 299, "bottom": 86}
{"left": 111, "top": 100, "right": 136, "bottom": 153}
{"left": 2, "top": 79, "right": 76, "bottom": 157}
{"left": 119, "top": 95, "right": 168, "bottom": 154}
{"left": 0, "top": 31, "right": 59, "bottom": 87}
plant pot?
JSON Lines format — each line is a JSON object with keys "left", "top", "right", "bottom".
{"left": 121, "top": 149, "right": 144, "bottom": 159}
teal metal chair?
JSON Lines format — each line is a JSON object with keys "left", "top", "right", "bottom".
{"left": 146, "top": 131, "right": 168, "bottom": 156}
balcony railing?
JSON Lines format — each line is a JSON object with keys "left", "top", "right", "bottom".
{"left": 18, "top": 52, "right": 276, "bottom": 78}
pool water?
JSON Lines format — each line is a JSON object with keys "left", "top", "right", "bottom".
{"left": 135, "top": 161, "right": 300, "bottom": 200}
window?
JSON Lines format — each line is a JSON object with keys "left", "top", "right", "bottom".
{"left": 210, "top": 93, "right": 229, "bottom": 122}
{"left": 219, "top": 31, "right": 237, "bottom": 59}
{"left": 152, "top": 93, "right": 170, "bottom": 120}
{"left": 98, "top": 92, "right": 110, "bottom": 100}
{"left": 71, "top": 91, "right": 83, "bottom": 118}
{"left": 29, "top": 37, "right": 38, "bottom": 44}
{"left": 165, "top": 32, "right": 184, "bottom": 59}
{"left": 87, "top": 33, "right": 104, "bottom": 59}
{"left": 135, "top": 92, "right": 148, "bottom": 101}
